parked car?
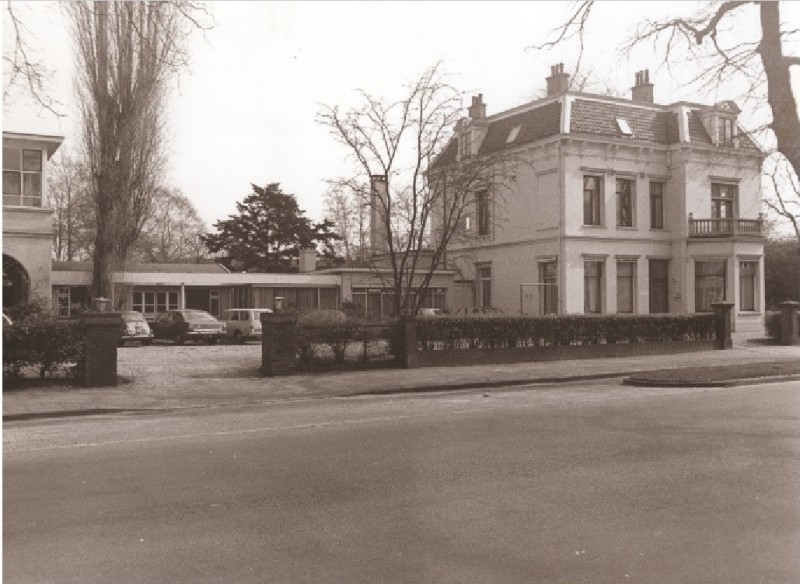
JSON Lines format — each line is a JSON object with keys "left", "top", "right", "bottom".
{"left": 118, "top": 311, "right": 154, "bottom": 346}
{"left": 221, "top": 308, "right": 272, "bottom": 343}
{"left": 417, "top": 308, "right": 443, "bottom": 318}
{"left": 151, "top": 310, "right": 226, "bottom": 345}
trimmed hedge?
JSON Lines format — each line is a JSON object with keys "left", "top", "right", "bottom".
{"left": 415, "top": 314, "right": 716, "bottom": 351}
{"left": 294, "top": 310, "right": 393, "bottom": 368}
{"left": 3, "top": 314, "right": 85, "bottom": 380}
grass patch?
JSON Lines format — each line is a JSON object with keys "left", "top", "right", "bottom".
{"left": 630, "top": 360, "right": 799, "bottom": 385}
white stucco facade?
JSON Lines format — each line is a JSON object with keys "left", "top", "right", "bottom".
{"left": 435, "top": 78, "right": 766, "bottom": 333}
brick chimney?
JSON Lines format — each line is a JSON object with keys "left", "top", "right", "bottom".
{"left": 631, "top": 70, "right": 654, "bottom": 103}
{"left": 468, "top": 94, "right": 486, "bottom": 120}
{"left": 298, "top": 247, "right": 317, "bottom": 273}
{"left": 546, "top": 63, "right": 570, "bottom": 96}
{"left": 369, "top": 175, "right": 388, "bottom": 256}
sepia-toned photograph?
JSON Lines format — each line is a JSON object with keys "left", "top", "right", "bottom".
{"left": 3, "top": 1, "right": 799, "bottom": 582}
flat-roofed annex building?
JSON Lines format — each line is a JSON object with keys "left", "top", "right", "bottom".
{"left": 430, "top": 66, "right": 766, "bottom": 333}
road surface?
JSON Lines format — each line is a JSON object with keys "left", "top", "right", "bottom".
{"left": 4, "top": 379, "right": 799, "bottom": 584}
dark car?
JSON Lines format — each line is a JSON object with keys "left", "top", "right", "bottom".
{"left": 118, "top": 311, "right": 154, "bottom": 346}
{"left": 151, "top": 310, "right": 226, "bottom": 345}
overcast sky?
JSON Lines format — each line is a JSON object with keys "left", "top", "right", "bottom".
{"left": 3, "top": 1, "right": 798, "bottom": 227}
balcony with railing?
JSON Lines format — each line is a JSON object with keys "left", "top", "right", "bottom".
{"left": 688, "top": 214, "right": 764, "bottom": 238}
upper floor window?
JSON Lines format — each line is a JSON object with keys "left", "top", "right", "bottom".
{"left": 583, "top": 175, "right": 602, "bottom": 226}
{"left": 649, "top": 182, "right": 664, "bottom": 229}
{"left": 711, "top": 183, "right": 737, "bottom": 219}
{"left": 477, "top": 191, "right": 491, "bottom": 236}
{"left": 3, "top": 147, "right": 43, "bottom": 207}
{"left": 616, "top": 178, "right": 634, "bottom": 227}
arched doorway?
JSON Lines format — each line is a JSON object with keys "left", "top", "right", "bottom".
{"left": 3, "top": 254, "right": 30, "bottom": 309}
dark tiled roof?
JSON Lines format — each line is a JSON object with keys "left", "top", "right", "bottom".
{"left": 52, "top": 261, "right": 229, "bottom": 274}
{"left": 430, "top": 139, "right": 457, "bottom": 169}
{"left": 478, "top": 101, "right": 561, "bottom": 155}
{"left": 570, "top": 99, "right": 673, "bottom": 144}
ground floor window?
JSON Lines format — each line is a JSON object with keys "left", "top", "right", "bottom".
{"left": 739, "top": 261, "right": 757, "bottom": 311}
{"left": 616, "top": 261, "right": 635, "bottom": 313}
{"left": 584, "top": 260, "right": 604, "bottom": 313}
{"left": 538, "top": 261, "right": 558, "bottom": 315}
{"left": 350, "top": 287, "right": 444, "bottom": 320}
{"left": 477, "top": 265, "right": 492, "bottom": 308}
{"left": 648, "top": 259, "right": 669, "bottom": 314}
{"left": 695, "top": 260, "right": 726, "bottom": 312}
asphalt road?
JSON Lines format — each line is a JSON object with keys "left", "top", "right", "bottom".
{"left": 4, "top": 380, "right": 799, "bottom": 584}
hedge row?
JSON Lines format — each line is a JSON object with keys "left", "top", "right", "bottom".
{"left": 415, "top": 314, "right": 717, "bottom": 352}
{"left": 3, "top": 315, "right": 85, "bottom": 379}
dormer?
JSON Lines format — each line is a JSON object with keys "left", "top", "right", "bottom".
{"left": 698, "top": 100, "right": 741, "bottom": 147}
{"left": 456, "top": 94, "right": 489, "bottom": 160}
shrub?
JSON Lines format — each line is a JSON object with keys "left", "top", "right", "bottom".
{"left": 415, "top": 314, "right": 716, "bottom": 352}
{"left": 3, "top": 312, "right": 85, "bottom": 380}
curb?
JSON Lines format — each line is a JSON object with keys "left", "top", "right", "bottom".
{"left": 622, "top": 374, "right": 800, "bottom": 388}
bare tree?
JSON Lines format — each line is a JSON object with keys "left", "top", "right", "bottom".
{"left": 2, "top": 1, "right": 63, "bottom": 116}
{"left": 534, "top": 1, "right": 799, "bottom": 178}
{"left": 68, "top": 1, "right": 209, "bottom": 301}
{"left": 320, "top": 64, "right": 517, "bottom": 316}
{"left": 49, "top": 152, "right": 95, "bottom": 261}
{"left": 132, "top": 187, "right": 209, "bottom": 263}
{"left": 763, "top": 154, "right": 800, "bottom": 243}
{"left": 322, "top": 179, "right": 370, "bottom": 267}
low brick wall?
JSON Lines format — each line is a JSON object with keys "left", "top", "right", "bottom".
{"left": 416, "top": 339, "right": 717, "bottom": 368}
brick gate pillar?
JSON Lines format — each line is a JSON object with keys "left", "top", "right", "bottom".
{"left": 80, "top": 312, "right": 121, "bottom": 386}
{"left": 261, "top": 311, "right": 299, "bottom": 376}
{"left": 711, "top": 302, "right": 734, "bottom": 350}
{"left": 778, "top": 301, "right": 800, "bottom": 346}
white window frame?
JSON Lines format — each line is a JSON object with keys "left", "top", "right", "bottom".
{"left": 3, "top": 147, "right": 43, "bottom": 207}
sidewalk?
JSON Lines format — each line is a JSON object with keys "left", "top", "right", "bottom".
{"left": 3, "top": 339, "right": 798, "bottom": 421}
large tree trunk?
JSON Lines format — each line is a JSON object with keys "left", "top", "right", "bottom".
{"left": 760, "top": 2, "right": 800, "bottom": 178}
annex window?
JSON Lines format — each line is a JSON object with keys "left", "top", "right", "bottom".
{"left": 695, "top": 260, "right": 726, "bottom": 312}
{"left": 477, "top": 191, "right": 491, "bottom": 236}
{"left": 478, "top": 265, "right": 492, "bottom": 308}
{"left": 649, "top": 182, "right": 664, "bottom": 229}
{"left": 739, "top": 261, "right": 757, "bottom": 312}
{"left": 583, "top": 175, "right": 602, "bottom": 226}
{"left": 3, "top": 148, "right": 43, "bottom": 207}
{"left": 538, "top": 260, "right": 558, "bottom": 315}
{"left": 56, "top": 287, "right": 71, "bottom": 318}
{"left": 616, "top": 118, "right": 633, "bottom": 136}
{"left": 616, "top": 178, "right": 634, "bottom": 227}
{"left": 711, "top": 183, "right": 737, "bottom": 220}
{"left": 584, "top": 260, "right": 604, "bottom": 314}
{"left": 134, "top": 290, "right": 177, "bottom": 317}
{"left": 616, "top": 261, "right": 635, "bottom": 313}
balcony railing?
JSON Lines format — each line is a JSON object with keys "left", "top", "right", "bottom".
{"left": 688, "top": 214, "right": 764, "bottom": 238}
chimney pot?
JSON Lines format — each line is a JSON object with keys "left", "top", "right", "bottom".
{"left": 631, "top": 69, "right": 654, "bottom": 103}
{"left": 468, "top": 94, "right": 486, "bottom": 120}
{"left": 546, "top": 63, "right": 570, "bottom": 97}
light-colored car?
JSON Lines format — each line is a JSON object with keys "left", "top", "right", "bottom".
{"left": 221, "top": 308, "right": 272, "bottom": 343}
{"left": 118, "top": 311, "right": 154, "bottom": 346}
{"left": 448, "top": 307, "right": 505, "bottom": 317}
{"left": 417, "top": 308, "right": 443, "bottom": 318}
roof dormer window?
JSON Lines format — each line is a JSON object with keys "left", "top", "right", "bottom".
{"left": 616, "top": 118, "right": 633, "bottom": 136}
{"left": 717, "top": 117, "right": 736, "bottom": 146}
{"left": 506, "top": 125, "right": 522, "bottom": 143}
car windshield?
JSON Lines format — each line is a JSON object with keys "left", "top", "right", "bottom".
{"left": 122, "top": 312, "right": 146, "bottom": 322}
{"left": 181, "top": 311, "right": 217, "bottom": 323}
